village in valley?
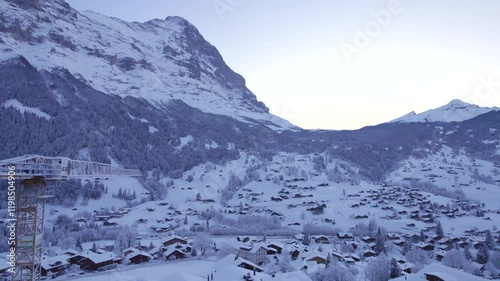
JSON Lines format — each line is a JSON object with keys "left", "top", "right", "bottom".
{"left": 2, "top": 147, "right": 499, "bottom": 281}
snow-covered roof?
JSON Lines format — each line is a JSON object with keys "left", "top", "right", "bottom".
{"left": 214, "top": 254, "right": 263, "bottom": 272}
{"left": 81, "top": 251, "right": 117, "bottom": 264}
{"left": 149, "top": 246, "right": 161, "bottom": 254}
{"left": 40, "top": 256, "right": 69, "bottom": 270}
{"left": 163, "top": 248, "right": 185, "bottom": 258}
{"left": 239, "top": 243, "right": 267, "bottom": 253}
{"left": 64, "top": 249, "right": 80, "bottom": 256}
{"left": 126, "top": 251, "right": 153, "bottom": 260}
{"left": 163, "top": 235, "right": 187, "bottom": 243}
{"left": 123, "top": 247, "right": 138, "bottom": 254}
{"left": 306, "top": 252, "right": 327, "bottom": 261}
{"left": 249, "top": 243, "right": 267, "bottom": 253}
{"left": 392, "top": 263, "right": 488, "bottom": 281}
{"left": 344, "top": 253, "right": 361, "bottom": 260}
{"left": 302, "top": 261, "right": 325, "bottom": 275}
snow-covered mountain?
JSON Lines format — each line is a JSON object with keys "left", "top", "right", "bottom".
{"left": 0, "top": 0, "right": 294, "bottom": 129}
{"left": 1, "top": 0, "right": 499, "bottom": 179}
{"left": 389, "top": 99, "right": 498, "bottom": 123}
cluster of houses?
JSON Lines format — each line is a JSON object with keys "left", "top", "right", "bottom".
{"left": 86, "top": 207, "right": 133, "bottom": 227}
{"left": 230, "top": 224, "right": 499, "bottom": 277}
{"left": 40, "top": 249, "right": 120, "bottom": 278}
{"left": 393, "top": 262, "right": 491, "bottom": 281}
{"left": 36, "top": 235, "right": 195, "bottom": 278}
{"left": 344, "top": 184, "right": 489, "bottom": 225}
{"left": 33, "top": 222, "right": 499, "bottom": 279}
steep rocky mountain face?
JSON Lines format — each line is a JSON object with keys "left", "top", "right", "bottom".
{"left": 0, "top": 0, "right": 293, "bottom": 129}
{"left": 0, "top": 0, "right": 499, "bottom": 181}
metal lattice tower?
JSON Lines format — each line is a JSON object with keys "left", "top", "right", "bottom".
{"left": 12, "top": 177, "right": 52, "bottom": 281}
{"left": 0, "top": 155, "right": 141, "bottom": 281}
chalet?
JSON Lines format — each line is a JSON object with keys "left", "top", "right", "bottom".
{"left": 435, "top": 250, "right": 447, "bottom": 262}
{"left": 397, "top": 260, "right": 414, "bottom": 274}
{"left": 457, "top": 240, "right": 469, "bottom": 248}
{"left": 148, "top": 246, "right": 163, "bottom": 259}
{"left": 422, "top": 217, "right": 434, "bottom": 224}
{"left": 396, "top": 263, "right": 489, "bottom": 281}
{"left": 103, "top": 221, "right": 118, "bottom": 226}
{"left": 337, "top": 232, "right": 354, "bottom": 240}
{"left": 174, "top": 243, "right": 192, "bottom": 253}
{"left": 214, "top": 254, "right": 264, "bottom": 273}
{"left": 290, "top": 249, "right": 300, "bottom": 260}
{"left": 386, "top": 233, "right": 401, "bottom": 241}
{"left": 343, "top": 257, "right": 356, "bottom": 265}
{"left": 415, "top": 242, "right": 434, "bottom": 251}
{"left": 102, "top": 242, "right": 115, "bottom": 252}
{"left": 362, "top": 236, "right": 376, "bottom": 243}
{"left": 362, "top": 250, "right": 377, "bottom": 258}
{"left": 164, "top": 249, "right": 186, "bottom": 261}
{"left": 94, "top": 215, "right": 110, "bottom": 221}
{"left": 79, "top": 252, "right": 120, "bottom": 271}
{"left": 238, "top": 244, "right": 267, "bottom": 265}
{"left": 324, "top": 218, "right": 335, "bottom": 224}
{"left": 64, "top": 249, "right": 85, "bottom": 265}
{"left": 237, "top": 236, "right": 250, "bottom": 243}
{"left": 162, "top": 235, "right": 188, "bottom": 247}
{"left": 330, "top": 251, "right": 344, "bottom": 262}
{"left": 41, "top": 256, "right": 69, "bottom": 277}
{"left": 306, "top": 254, "right": 327, "bottom": 265}
{"left": 354, "top": 214, "right": 368, "bottom": 219}
{"left": 126, "top": 252, "right": 153, "bottom": 264}
{"left": 437, "top": 239, "right": 453, "bottom": 250}
{"left": 307, "top": 204, "right": 325, "bottom": 215}
{"left": 344, "top": 253, "right": 361, "bottom": 262}
{"left": 472, "top": 241, "right": 484, "bottom": 249}
{"left": 314, "top": 235, "right": 330, "bottom": 244}
{"left": 122, "top": 247, "right": 138, "bottom": 257}
{"left": 393, "top": 239, "right": 405, "bottom": 247}
{"left": 267, "top": 243, "right": 283, "bottom": 255}
{"left": 344, "top": 241, "right": 359, "bottom": 250}
{"left": 237, "top": 260, "right": 264, "bottom": 272}
{"left": 406, "top": 233, "right": 421, "bottom": 242}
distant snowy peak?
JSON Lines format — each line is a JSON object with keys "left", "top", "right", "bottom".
{"left": 389, "top": 99, "right": 498, "bottom": 123}
{"left": 0, "top": 0, "right": 296, "bottom": 129}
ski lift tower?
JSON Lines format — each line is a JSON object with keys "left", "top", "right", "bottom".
{"left": 0, "top": 155, "right": 141, "bottom": 281}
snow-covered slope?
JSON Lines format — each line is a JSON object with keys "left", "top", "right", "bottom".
{"left": 0, "top": 0, "right": 294, "bottom": 129}
{"left": 389, "top": 99, "right": 497, "bottom": 123}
